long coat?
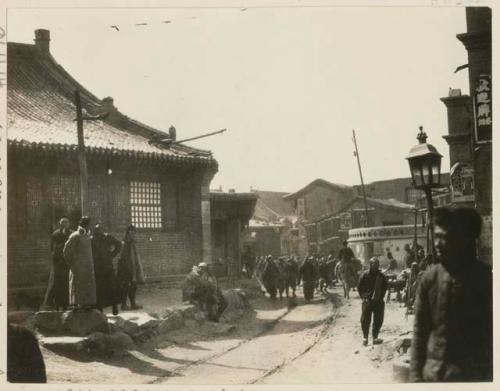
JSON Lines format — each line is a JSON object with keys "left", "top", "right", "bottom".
{"left": 92, "top": 232, "right": 122, "bottom": 308}
{"left": 410, "top": 262, "right": 493, "bottom": 382}
{"left": 63, "top": 227, "right": 96, "bottom": 306}
{"left": 50, "top": 228, "right": 72, "bottom": 308}
{"left": 117, "top": 238, "right": 145, "bottom": 284}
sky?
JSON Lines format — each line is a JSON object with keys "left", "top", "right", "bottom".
{"left": 7, "top": 6, "right": 469, "bottom": 193}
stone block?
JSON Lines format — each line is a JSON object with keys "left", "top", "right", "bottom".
{"left": 83, "top": 331, "right": 135, "bottom": 354}
{"left": 157, "top": 311, "right": 185, "bottom": 334}
{"left": 61, "top": 309, "right": 109, "bottom": 337}
{"left": 40, "top": 336, "right": 86, "bottom": 354}
{"left": 171, "top": 304, "right": 197, "bottom": 319}
{"left": 108, "top": 312, "right": 161, "bottom": 337}
{"left": 34, "top": 311, "right": 64, "bottom": 333}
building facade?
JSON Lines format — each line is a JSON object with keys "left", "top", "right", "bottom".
{"left": 210, "top": 191, "right": 257, "bottom": 278}
{"left": 7, "top": 30, "right": 218, "bottom": 299}
{"left": 441, "top": 7, "right": 492, "bottom": 264}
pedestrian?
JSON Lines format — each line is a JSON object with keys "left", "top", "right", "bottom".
{"left": 44, "top": 216, "right": 72, "bottom": 311}
{"left": 262, "top": 255, "right": 280, "bottom": 300}
{"left": 117, "top": 225, "right": 145, "bottom": 310}
{"left": 357, "top": 257, "right": 388, "bottom": 346}
{"left": 91, "top": 224, "right": 122, "bottom": 315}
{"left": 198, "top": 262, "right": 228, "bottom": 322}
{"left": 403, "top": 243, "right": 415, "bottom": 268}
{"left": 299, "top": 256, "right": 318, "bottom": 302}
{"left": 63, "top": 216, "right": 96, "bottom": 309}
{"left": 386, "top": 251, "right": 398, "bottom": 271}
{"left": 410, "top": 207, "right": 492, "bottom": 382}
{"left": 7, "top": 323, "right": 47, "bottom": 383}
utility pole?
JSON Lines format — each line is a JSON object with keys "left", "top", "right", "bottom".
{"left": 352, "top": 129, "right": 370, "bottom": 227}
{"left": 75, "top": 90, "right": 89, "bottom": 216}
{"left": 74, "top": 90, "right": 108, "bottom": 217}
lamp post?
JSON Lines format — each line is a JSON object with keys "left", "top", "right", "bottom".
{"left": 406, "top": 126, "right": 442, "bottom": 263}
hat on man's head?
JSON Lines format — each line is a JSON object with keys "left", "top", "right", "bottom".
{"left": 198, "top": 262, "right": 208, "bottom": 269}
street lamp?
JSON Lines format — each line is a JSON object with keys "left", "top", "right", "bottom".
{"left": 406, "top": 126, "right": 442, "bottom": 263}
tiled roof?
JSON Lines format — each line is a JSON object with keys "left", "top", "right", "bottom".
{"left": 283, "top": 179, "right": 352, "bottom": 200}
{"left": 250, "top": 190, "right": 297, "bottom": 224}
{"left": 7, "top": 42, "right": 216, "bottom": 167}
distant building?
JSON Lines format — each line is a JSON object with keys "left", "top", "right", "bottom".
{"left": 283, "top": 179, "right": 354, "bottom": 223}
{"left": 242, "top": 190, "right": 304, "bottom": 258}
{"left": 306, "top": 195, "right": 420, "bottom": 259}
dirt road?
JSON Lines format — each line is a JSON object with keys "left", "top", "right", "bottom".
{"left": 42, "top": 286, "right": 410, "bottom": 384}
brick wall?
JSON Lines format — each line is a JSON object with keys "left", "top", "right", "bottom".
{"left": 7, "top": 150, "right": 208, "bottom": 295}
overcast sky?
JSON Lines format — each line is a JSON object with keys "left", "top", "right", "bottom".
{"left": 8, "top": 6, "right": 469, "bottom": 193}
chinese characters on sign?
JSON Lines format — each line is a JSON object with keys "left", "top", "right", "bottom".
{"left": 474, "top": 74, "right": 492, "bottom": 142}
{"left": 450, "top": 162, "right": 475, "bottom": 203}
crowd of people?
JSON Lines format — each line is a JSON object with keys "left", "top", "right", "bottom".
{"left": 43, "top": 216, "right": 144, "bottom": 314}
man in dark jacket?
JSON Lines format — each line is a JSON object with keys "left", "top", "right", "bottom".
{"left": 410, "top": 207, "right": 492, "bottom": 382}
{"left": 299, "top": 256, "right": 318, "bottom": 302}
{"left": 45, "top": 217, "right": 72, "bottom": 310}
{"left": 262, "top": 255, "right": 280, "bottom": 300}
{"left": 92, "top": 224, "right": 122, "bottom": 315}
{"left": 358, "top": 257, "right": 388, "bottom": 346}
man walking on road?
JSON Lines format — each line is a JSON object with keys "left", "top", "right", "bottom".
{"left": 358, "top": 257, "right": 388, "bottom": 346}
{"left": 299, "top": 256, "right": 318, "bottom": 302}
{"left": 410, "top": 207, "right": 492, "bottom": 382}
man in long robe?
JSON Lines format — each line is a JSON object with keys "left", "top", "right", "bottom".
{"left": 63, "top": 216, "right": 96, "bottom": 308}
{"left": 92, "top": 224, "right": 122, "bottom": 314}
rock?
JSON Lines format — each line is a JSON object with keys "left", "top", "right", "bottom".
{"left": 157, "top": 311, "right": 185, "bottom": 334}
{"left": 108, "top": 312, "right": 161, "bottom": 337}
{"left": 354, "top": 350, "right": 359, "bottom": 354}
{"left": 40, "top": 336, "right": 87, "bottom": 353}
{"left": 395, "top": 337, "right": 413, "bottom": 354}
{"left": 83, "top": 331, "right": 135, "bottom": 355}
{"left": 219, "top": 289, "right": 253, "bottom": 322}
{"left": 62, "top": 309, "right": 109, "bottom": 336}
{"left": 184, "top": 319, "right": 198, "bottom": 329}
{"left": 171, "top": 304, "right": 197, "bottom": 319}
{"left": 193, "top": 310, "right": 207, "bottom": 322}
{"left": 34, "top": 311, "right": 64, "bottom": 333}
{"left": 109, "top": 316, "right": 140, "bottom": 336}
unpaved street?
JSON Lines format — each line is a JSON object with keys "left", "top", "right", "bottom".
{"left": 42, "top": 286, "right": 410, "bottom": 384}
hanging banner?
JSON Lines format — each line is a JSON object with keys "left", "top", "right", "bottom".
{"left": 474, "top": 74, "right": 492, "bottom": 143}
{"left": 450, "top": 162, "right": 475, "bottom": 203}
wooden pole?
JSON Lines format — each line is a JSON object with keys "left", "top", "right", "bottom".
{"left": 352, "top": 130, "right": 370, "bottom": 227}
{"left": 75, "top": 90, "right": 89, "bottom": 216}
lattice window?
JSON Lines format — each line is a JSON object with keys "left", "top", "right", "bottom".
{"left": 130, "top": 181, "right": 162, "bottom": 229}
{"left": 26, "top": 178, "right": 44, "bottom": 231}
{"left": 49, "top": 176, "right": 80, "bottom": 227}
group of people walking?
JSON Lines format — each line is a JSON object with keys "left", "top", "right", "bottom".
{"left": 44, "top": 216, "right": 144, "bottom": 314}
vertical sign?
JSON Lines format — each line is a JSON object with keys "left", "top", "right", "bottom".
{"left": 474, "top": 74, "right": 492, "bottom": 143}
